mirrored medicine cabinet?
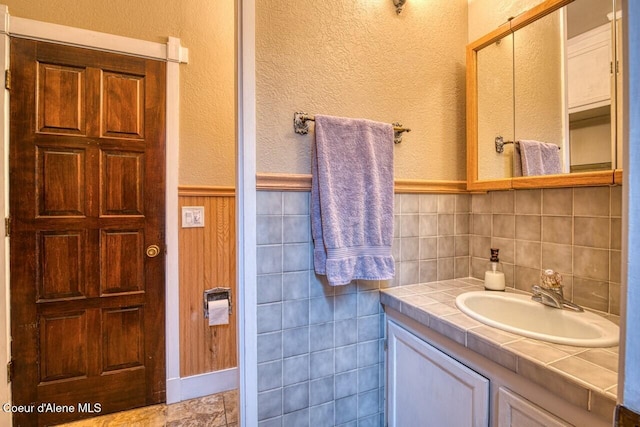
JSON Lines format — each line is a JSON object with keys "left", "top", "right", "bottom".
{"left": 467, "top": 0, "right": 623, "bottom": 191}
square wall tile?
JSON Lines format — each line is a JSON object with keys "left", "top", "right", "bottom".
{"left": 257, "top": 191, "right": 283, "bottom": 215}
{"left": 574, "top": 246, "right": 609, "bottom": 281}
{"left": 574, "top": 187, "right": 610, "bottom": 217}
{"left": 258, "top": 274, "right": 283, "bottom": 304}
{"left": 257, "top": 245, "right": 283, "bottom": 275}
{"left": 573, "top": 277, "right": 609, "bottom": 312}
{"left": 438, "top": 214, "right": 455, "bottom": 235}
{"left": 515, "top": 240, "right": 541, "bottom": 270}
{"left": 420, "top": 237, "right": 437, "bottom": 260}
{"left": 574, "top": 217, "right": 609, "bottom": 249}
{"left": 514, "top": 266, "right": 541, "bottom": 292}
{"left": 611, "top": 186, "right": 622, "bottom": 217}
{"left": 492, "top": 190, "right": 514, "bottom": 213}
{"left": 471, "top": 236, "right": 491, "bottom": 258}
{"left": 455, "top": 235, "right": 470, "bottom": 257}
{"left": 401, "top": 214, "right": 420, "bottom": 237}
{"left": 455, "top": 257, "right": 470, "bottom": 278}
{"left": 542, "top": 188, "right": 572, "bottom": 216}
{"left": 420, "top": 214, "right": 438, "bottom": 236}
{"left": 258, "top": 216, "right": 283, "bottom": 245}
{"left": 419, "top": 194, "right": 438, "bottom": 213}
{"left": 456, "top": 194, "right": 471, "bottom": 213}
{"left": 493, "top": 215, "right": 515, "bottom": 239}
{"left": 515, "top": 189, "right": 542, "bottom": 214}
{"left": 541, "top": 243, "right": 572, "bottom": 274}
{"left": 401, "top": 194, "right": 420, "bottom": 213}
{"left": 283, "top": 216, "right": 310, "bottom": 244}
{"left": 401, "top": 237, "right": 420, "bottom": 261}
{"left": 611, "top": 218, "right": 622, "bottom": 250}
{"left": 455, "top": 213, "right": 470, "bottom": 235}
{"left": 472, "top": 194, "right": 492, "bottom": 213}
{"left": 258, "top": 388, "right": 282, "bottom": 421}
{"left": 283, "top": 383, "right": 309, "bottom": 414}
{"left": 472, "top": 214, "right": 492, "bottom": 236}
{"left": 284, "top": 192, "right": 310, "bottom": 215}
{"left": 515, "top": 215, "right": 541, "bottom": 241}
{"left": 438, "top": 194, "right": 456, "bottom": 213}
{"left": 438, "top": 236, "right": 455, "bottom": 258}
{"left": 437, "top": 257, "right": 454, "bottom": 280}
{"left": 542, "top": 216, "right": 572, "bottom": 245}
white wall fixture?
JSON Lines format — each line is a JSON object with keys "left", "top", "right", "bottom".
{"left": 182, "top": 206, "right": 205, "bottom": 228}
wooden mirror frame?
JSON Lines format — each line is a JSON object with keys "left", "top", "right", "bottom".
{"left": 466, "top": 0, "right": 618, "bottom": 191}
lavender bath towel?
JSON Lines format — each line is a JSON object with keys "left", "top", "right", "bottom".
{"left": 311, "top": 115, "right": 395, "bottom": 286}
{"left": 519, "top": 140, "right": 562, "bottom": 176}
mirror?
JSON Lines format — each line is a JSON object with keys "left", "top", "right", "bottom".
{"left": 467, "top": 0, "right": 623, "bottom": 190}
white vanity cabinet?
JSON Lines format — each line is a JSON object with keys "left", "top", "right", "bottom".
{"left": 386, "top": 320, "right": 490, "bottom": 427}
{"left": 384, "top": 315, "right": 609, "bottom": 427}
{"left": 498, "top": 387, "right": 571, "bottom": 427}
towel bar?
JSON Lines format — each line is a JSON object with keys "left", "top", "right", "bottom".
{"left": 294, "top": 112, "right": 411, "bottom": 144}
{"left": 495, "top": 136, "right": 561, "bottom": 154}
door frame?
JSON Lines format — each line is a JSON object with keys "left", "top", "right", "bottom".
{"left": 0, "top": 5, "right": 188, "bottom": 424}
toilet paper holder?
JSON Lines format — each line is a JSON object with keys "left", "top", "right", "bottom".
{"left": 203, "top": 287, "right": 232, "bottom": 318}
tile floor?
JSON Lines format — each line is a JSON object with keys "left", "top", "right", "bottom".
{"left": 56, "top": 389, "right": 238, "bottom": 427}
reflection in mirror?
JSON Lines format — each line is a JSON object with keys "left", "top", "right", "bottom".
{"left": 565, "top": 0, "right": 617, "bottom": 173}
{"left": 514, "top": 9, "right": 566, "bottom": 176}
{"left": 477, "top": 34, "right": 513, "bottom": 181}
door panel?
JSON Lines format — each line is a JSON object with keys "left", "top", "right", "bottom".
{"left": 10, "top": 38, "right": 166, "bottom": 426}
{"left": 37, "top": 63, "right": 86, "bottom": 135}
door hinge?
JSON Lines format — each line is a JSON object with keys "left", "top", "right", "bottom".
{"left": 6, "top": 360, "right": 13, "bottom": 383}
{"left": 383, "top": 338, "right": 388, "bottom": 351}
{"left": 4, "top": 217, "right": 10, "bottom": 237}
{"left": 4, "top": 70, "right": 10, "bottom": 90}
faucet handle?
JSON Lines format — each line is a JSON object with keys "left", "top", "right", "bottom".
{"left": 541, "top": 269, "right": 563, "bottom": 289}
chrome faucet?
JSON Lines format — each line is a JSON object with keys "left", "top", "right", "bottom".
{"left": 531, "top": 285, "right": 584, "bottom": 312}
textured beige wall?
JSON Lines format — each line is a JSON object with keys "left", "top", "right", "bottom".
{"left": 4, "top": 0, "right": 236, "bottom": 186}
{"left": 256, "top": 0, "right": 468, "bottom": 181}
{"left": 468, "top": 0, "right": 541, "bottom": 42}
{"left": 477, "top": 35, "right": 514, "bottom": 180}
{"left": 514, "top": 11, "right": 565, "bottom": 156}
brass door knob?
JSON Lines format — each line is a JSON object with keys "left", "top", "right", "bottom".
{"left": 146, "top": 244, "right": 161, "bottom": 258}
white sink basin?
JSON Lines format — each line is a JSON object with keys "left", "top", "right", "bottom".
{"left": 455, "top": 291, "right": 619, "bottom": 347}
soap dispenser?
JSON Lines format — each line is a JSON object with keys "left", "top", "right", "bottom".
{"left": 484, "top": 248, "right": 505, "bottom": 291}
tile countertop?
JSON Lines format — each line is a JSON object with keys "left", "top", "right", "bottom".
{"left": 380, "top": 278, "right": 619, "bottom": 416}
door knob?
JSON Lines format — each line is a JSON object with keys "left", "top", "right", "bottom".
{"left": 146, "top": 244, "right": 161, "bottom": 258}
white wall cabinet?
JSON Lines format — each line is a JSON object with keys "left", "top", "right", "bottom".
{"left": 567, "top": 23, "right": 612, "bottom": 114}
{"left": 386, "top": 320, "right": 490, "bottom": 427}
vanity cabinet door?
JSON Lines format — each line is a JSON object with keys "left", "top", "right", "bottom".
{"left": 498, "top": 387, "right": 571, "bottom": 427}
{"left": 386, "top": 320, "right": 489, "bottom": 427}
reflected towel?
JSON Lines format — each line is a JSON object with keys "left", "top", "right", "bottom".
{"left": 513, "top": 144, "right": 523, "bottom": 177}
{"left": 311, "top": 115, "right": 395, "bottom": 286}
{"left": 519, "top": 140, "right": 562, "bottom": 176}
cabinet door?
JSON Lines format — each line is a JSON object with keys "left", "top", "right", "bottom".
{"left": 567, "top": 23, "right": 612, "bottom": 113}
{"left": 387, "top": 320, "right": 489, "bottom": 427}
{"left": 498, "top": 387, "right": 571, "bottom": 427}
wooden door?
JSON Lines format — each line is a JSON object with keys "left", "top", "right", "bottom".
{"left": 9, "top": 38, "right": 166, "bottom": 426}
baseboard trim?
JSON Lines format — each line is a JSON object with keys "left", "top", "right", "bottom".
{"left": 166, "top": 368, "right": 239, "bottom": 404}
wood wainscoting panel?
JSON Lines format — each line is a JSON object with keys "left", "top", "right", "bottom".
{"left": 178, "top": 189, "right": 237, "bottom": 377}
